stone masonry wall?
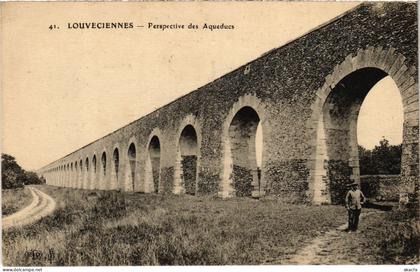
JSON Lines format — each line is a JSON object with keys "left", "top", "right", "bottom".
{"left": 361, "top": 175, "right": 401, "bottom": 201}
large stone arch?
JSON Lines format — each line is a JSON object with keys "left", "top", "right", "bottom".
{"left": 144, "top": 128, "right": 162, "bottom": 193}
{"left": 307, "top": 47, "right": 418, "bottom": 204}
{"left": 173, "top": 115, "right": 202, "bottom": 195}
{"left": 219, "top": 94, "right": 268, "bottom": 198}
{"left": 124, "top": 136, "right": 138, "bottom": 192}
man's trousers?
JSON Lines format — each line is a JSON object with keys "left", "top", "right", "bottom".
{"left": 348, "top": 208, "right": 361, "bottom": 231}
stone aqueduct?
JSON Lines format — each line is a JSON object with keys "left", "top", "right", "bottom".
{"left": 38, "top": 3, "right": 418, "bottom": 204}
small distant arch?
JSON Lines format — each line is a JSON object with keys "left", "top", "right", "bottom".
{"left": 127, "top": 142, "right": 137, "bottom": 191}
{"left": 92, "top": 155, "right": 97, "bottom": 173}
{"left": 85, "top": 157, "right": 89, "bottom": 172}
{"left": 113, "top": 147, "right": 120, "bottom": 184}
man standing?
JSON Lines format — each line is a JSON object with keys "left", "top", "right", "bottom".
{"left": 345, "top": 182, "right": 366, "bottom": 233}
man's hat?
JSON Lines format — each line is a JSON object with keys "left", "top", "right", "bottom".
{"left": 348, "top": 181, "right": 359, "bottom": 187}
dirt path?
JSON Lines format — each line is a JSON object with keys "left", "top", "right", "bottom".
{"left": 2, "top": 186, "right": 56, "bottom": 230}
{"left": 279, "top": 210, "right": 381, "bottom": 265}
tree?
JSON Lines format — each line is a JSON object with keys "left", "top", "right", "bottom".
{"left": 1, "top": 153, "right": 45, "bottom": 189}
{"left": 359, "top": 137, "right": 402, "bottom": 175}
{"left": 359, "top": 145, "right": 376, "bottom": 175}
{"left": 2, "top": 154, "right": 25, "bottom": 189}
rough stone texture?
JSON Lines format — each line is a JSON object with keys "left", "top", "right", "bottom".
{"left": 232, "top": 165, "right": 253, "bottom": 197}
{"left": 360, "top": 175, "right": 401, "bottom": 201}
{"left": 326, "top": 160, "right": 353, "bottom": 204}
{"left": 39, "top": 3, "right": 418, "bottom": 204}
{"left": 181, "top": 155, "right": 197, "bottom": 195}
{"left": 151, "top": 158, "right": 160, "bottom": 193}
{"left": 265, "top": 159, "right": 309, "bottom": 201}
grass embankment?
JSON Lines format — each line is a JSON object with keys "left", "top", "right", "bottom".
{"left": 3, "top": 185, "right": 347, "bottom": 266}
{"left": 2, "top": 187, "right": 32, "bottom": 217}
{"left": 4, "top": 185, "right": 417, "bottom": 265}
{"left": 331, "top": 207, "right": 419, "bottom": 264}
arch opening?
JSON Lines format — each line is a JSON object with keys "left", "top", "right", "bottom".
{"left": 148, "top": 136, "right": 161, "bottom": 193}
{"left": 101, "top": 152, "right": 107, "bottom": 177}
{"left": 313, "top": 67, "right": 404, "bottom": 204}
{"left": 85, "top": 158, "right": 89, "bottom": 172}
{"left": 92, "top": 155, "right": 97, "bottom": 174}
{"left": 228, "top": 106, "right": 261, "bottom": 197}
{"left": 113, "top": 148, "right": 120, "bottom": 186}
{"left": 85, "top": 157, "right": 89, "bottom": 189}
{"left": 92, "top": 155, "right": 97, "bottom": 189}
{"left": 127, "top": 143, "right": 136, "bottom": 191}
{"left": 179, "top": 125, "right": 198, "bottom": 195}
{"left": 79, "top": 159, "right": 83, "bottom": 188}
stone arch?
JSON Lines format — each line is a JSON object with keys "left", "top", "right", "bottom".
{"left": 112, "top": 145, "right": 120, "bottom": 190}
{"left": 60, "top": 165, "right": 63, "bottom": 187}
{"left": 78, "top": 158, "right": 83, "bottom": 189}
{"left": 68, "top": 162, "right": 74, "bottom": 187}
{"left": 219, "top": 94, "right": 267, "bottom": 198}
{"left": 125, "top": 137, "right": 138, "bottom": 192}
{"left": 59, "top": 165, "right": 62, "bottom": 186}
{"left": 307, "top": 47, "right": 418, "bottom": 204}
{"left": 61, "top": 165, "right": 64, "bottom": 187}
{"left": 63, "top": 164, "right": 66, "bottom": 187}
{"left": 74, "top": 161, "right": 78, "bottom": 188}
{"left": 91, "top": 154, "right": 97, "bottom": 190}
{"left": 100, "top": 150, "right": 108, "bottom": 190}
{"left": 145, "top": 128, "right": 162, "bottom": 193}
{"left": 174, "top": 115, "right": 202, "bottom": 195}
{"left": 66, "top": 164, "right": 70, "bottom": 187}
{"left": 85, "top": 157, "right": 90, "bottom": 189}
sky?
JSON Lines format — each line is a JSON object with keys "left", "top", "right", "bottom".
{"left": 2, "top": 2, "right": 403, "bottom": 170}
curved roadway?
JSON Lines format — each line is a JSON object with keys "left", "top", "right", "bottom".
{"left": 2, "top": 187, "right": 56, "bottom": 230}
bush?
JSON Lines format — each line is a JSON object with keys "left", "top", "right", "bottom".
{"left": 379, "top": 209, "right": 419, "bottom": 264}
{"left": 24, "top": 171, "right": 45, "bottom": 185}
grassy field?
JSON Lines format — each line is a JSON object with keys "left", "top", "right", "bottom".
{"left": 2, "top": 187, "right": 32, "bottom": 217}
{"left": 2, "top": 185, "right": 418, "bottom": 266}
{"left": 328, "top": 207, "right": 419, "bottom": 264}
{"left": 3, "top": 185, "right": 349, "bottom": 266}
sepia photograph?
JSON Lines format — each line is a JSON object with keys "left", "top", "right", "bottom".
{"left": 1, "top": 1, "right": 418, "bottom": 269}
